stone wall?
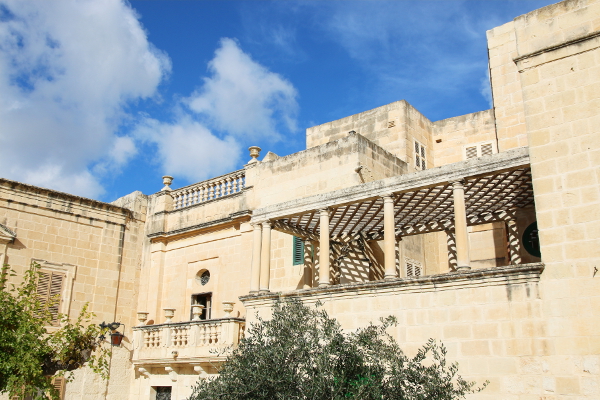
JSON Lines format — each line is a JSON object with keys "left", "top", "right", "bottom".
{"left": 0, "top": 179, "right": 147, "bottom": 400}
{"left": 432, "top": 109, "right": 497, "bottom": 166}
{"left": 487, "top": 21, "right": 529, "bottom": 151}
{"left": 242, "top": 265, "right": 546, "bottom": 400}
{"left": 305, "top": 101, "right": 434, "bottom": 169}
{"left": 512, "top": 0, "right": 600, "bottom": 397}
{"left": 249, "top": 132, "right": 406, "bottom": 209}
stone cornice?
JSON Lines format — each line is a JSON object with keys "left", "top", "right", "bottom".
{"left": 148, "top": 210, "right": 252, "bottom": 239}
{"left": 514, "top": 30, "right": 600, "bottom": 64}
{"left": 251, "top": 147, "right": 529, "bottom": 222}
{"left": 514, "top": 30, "right": 600, "bottom": 72}
{"left": 240, "top": 263, "right": 544, "bottom": 306}
{"left": 0, "top": 178, "right": 133, "bottom": 219}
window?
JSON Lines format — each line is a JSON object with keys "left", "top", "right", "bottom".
{"left": 405, "top": 258, "right": 422, "bottom": 277}
{"left": 51, "top": 377, "right": 65, "bottom": 400}
{"left": 292, "top": 236, "right": 304, "bottom": 266}
{"left": 464, "top": 142, "right": 496, "bottom": 160}
{"left": 36, "top": 270, "right": 65, "bottom": 326}
{"left": 153, "top": 386, "right": 172, "bottom": 400}
{"left": 31, "top": 260, "right": 76, "bottom": 326}
{"left": 191, "top": 293, "right": 212, "bottom": 320}
{"left": 414, "top": 141, "right": 426, "bottom": 170}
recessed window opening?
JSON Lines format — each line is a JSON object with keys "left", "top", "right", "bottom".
{"left": 153, "top": 386, "right": 172, "bottom": 400}
{"left": 191, "top": 292, "right": 212, "bottom": 320}
{"left": 405, "top": 258, "right": 422, "bottom": 277}
{"left": 464, "top": 141, "right": 496, "bottom": 160}
{"left": 414, "top": 140, "right": 426, "bottom": 170}
{"left": 195, "top": 269, "right": 211, "bottom": 286}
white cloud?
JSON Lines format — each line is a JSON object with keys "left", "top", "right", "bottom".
{"left": 0, "top": 0, "right": 170, "bottom": 198}
{"left": 188, "top": 38, "right": 298, "bottom": 140}
{"left": 137, "top": 38, "right": 298, "bottom": 185}
{"left": 480, "top": 69, "right": 493, "bottom": 108}
{"left": 135, "top": 117, "right": 241, "bottom": 183}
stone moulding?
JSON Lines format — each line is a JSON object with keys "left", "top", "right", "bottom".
{"left": 513, "top": 30, "right": 600, "bottom": 65}
{"left": 251, "top": 147, "right": 530, "bottom": 222}
{"left": 240, "top": 263, "right": 545, "bottom": 305}
{"left": 0, "top": 178, "right": 133, "bottom": 217}
{"left": 147, "top": 210, "right": 252, "bottom": 239}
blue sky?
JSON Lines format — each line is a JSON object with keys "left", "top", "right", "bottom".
{"left": 0, "top": 0, "right": 556, "bottom": 202}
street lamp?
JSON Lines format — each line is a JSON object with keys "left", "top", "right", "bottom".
{"left": 99, "top": 321, "right": 125, "bottom": 347}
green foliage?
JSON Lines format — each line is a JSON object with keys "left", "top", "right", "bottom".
{"left": 0, "top": 262, "right": 111, "bottom": 400}
{"left": 190, "top": 299, "right": 486, "bottom": 400}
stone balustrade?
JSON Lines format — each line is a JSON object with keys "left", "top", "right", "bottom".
{"left": 132, "top": 318, "right": 245, "bottom": 362}
{"left": 171, "top": 170, "right": 246, "bottom": 210}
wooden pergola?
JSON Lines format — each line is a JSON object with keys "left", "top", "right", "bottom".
{"left": 248, "top": 147, "right": 534, "bottom": 292}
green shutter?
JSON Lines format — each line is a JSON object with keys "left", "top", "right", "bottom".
{"left": 292, "top": 236, "right": 304, "bottom": 265}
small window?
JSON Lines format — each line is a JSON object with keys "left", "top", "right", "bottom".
{"left": 154, "top": 386, "right": 172, "bottom": 400}
{"left": 414, "top": 141, "right": 426, "bottom": 170}
{"left": 36, "top": 270, "right": 65, "bottom": 326}
{"left": 293, "top": 236, "right": 304, "bottom": 266}
{"left": 465, "top": 142, "right": 496, "bottom": 160}
{"left": 405, "top": 258, "right": 422, "bottom": 277}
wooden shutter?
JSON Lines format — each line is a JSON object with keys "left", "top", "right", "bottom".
{"left": 465, "top": 142, "right": 495, "bottom": 160}
{"left": 51, "top": 377, "right": 65, "bottom": 400}
{"left": 292, "top": 236, "right": 304, "bottom": 266}
{"left": 36, "top": 270, "right": 65, "bottom": 326}
{"left": 481, "top": 143, "right": 493, "bottom": 156}
{"left": 414, "top": 141, "right": 426, "bottom": 170}
{"left": 405, "top": 258, "right": 423, "bottom": 277}
{"left": 465, "top": 146, "right": 478, "bottom": 159}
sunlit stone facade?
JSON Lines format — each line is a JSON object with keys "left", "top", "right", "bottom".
{"left": 1, "top": 0, "right": 599, "bottom": 398}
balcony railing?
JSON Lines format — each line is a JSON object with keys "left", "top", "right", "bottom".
{"left": 172, "top": 170, "right": 246, "bottom": 210}
{"left": 132, "top": 318, "right": 245, "bottom": 362}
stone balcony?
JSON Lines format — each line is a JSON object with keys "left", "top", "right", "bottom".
{"left": 132, "top": 318, "right": 245, "bottom": 368}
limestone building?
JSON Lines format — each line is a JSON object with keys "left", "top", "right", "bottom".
{"left": 1, "top": 0, "right": 599, "bottom": 398}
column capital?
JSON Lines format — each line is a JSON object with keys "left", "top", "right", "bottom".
{"left": 382, "top": 193, "right": 395, "bottom": 203}
{"left": 261, "top": 221, "right": 272, "bottom": 229}
{"left": 319, "top": 208, "right": 329, "bottom": 216}
{"left": 451, "top": 179, "right": 466, "bottom": 189}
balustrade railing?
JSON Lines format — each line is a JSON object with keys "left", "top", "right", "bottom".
{"left": 171, "top": 170, "right": 246, "bottom": 210}
{"left": 133, "top": 318, "right": 245, "bottom": 362}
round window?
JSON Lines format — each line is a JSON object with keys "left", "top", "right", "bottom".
{"left": 195, "top": 270, "right": 210, "bottom": 286}
{"left": 522, "top": 222, "right": 541, "bottom": 258}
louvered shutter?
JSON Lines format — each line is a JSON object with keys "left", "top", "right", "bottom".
{"left": 481, "top": 143, "right": 493, "bottom": 156}
{"left": 36, "top": 270, "right": 65, "bottom": 326}
{"left": 414, "top": 141, "right": 426, "bottom": 170}
{"left": 414, "top": 265, "right": 422, "bottom": 277}
{"left": 465, "top": 146, "right": 478, "bottom": 159}
{"left": 405, "top": 258, "right": 423, "bottom": 277}
{"left": 52, "top": 377, "right": 65, "bottom": 399}
{"left": 406, "top": 262, "right": 414, "bottom": 277}
{"left": 414, "top": 141, "right": 421, "bottom": 168}
{"left": 292, "top": 236, "right": 304, "bottom": 266}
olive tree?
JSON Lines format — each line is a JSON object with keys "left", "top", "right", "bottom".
{"left": 0, "top": 262, "right": 110, "bottom": 400}
{"left": 190, "top": 298, "right": 486, "bottom": 400}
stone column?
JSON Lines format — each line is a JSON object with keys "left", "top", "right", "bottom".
{"left": 250, "top": 223, "right": 262, "bottom": 293}
{"left": 319, "top": 209, "right": 330, "bottom": 287}
{"left": 259, "top": 222, "right": 271, "bottom": 292}
{"left": 452, "top": 180, "right": 471, "bottom": 270}
{"left": 506, "top": 218, "right": 522, "bottom": 265}
{"left": 383, "top": 195, "right": 397, "bottom": 280}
